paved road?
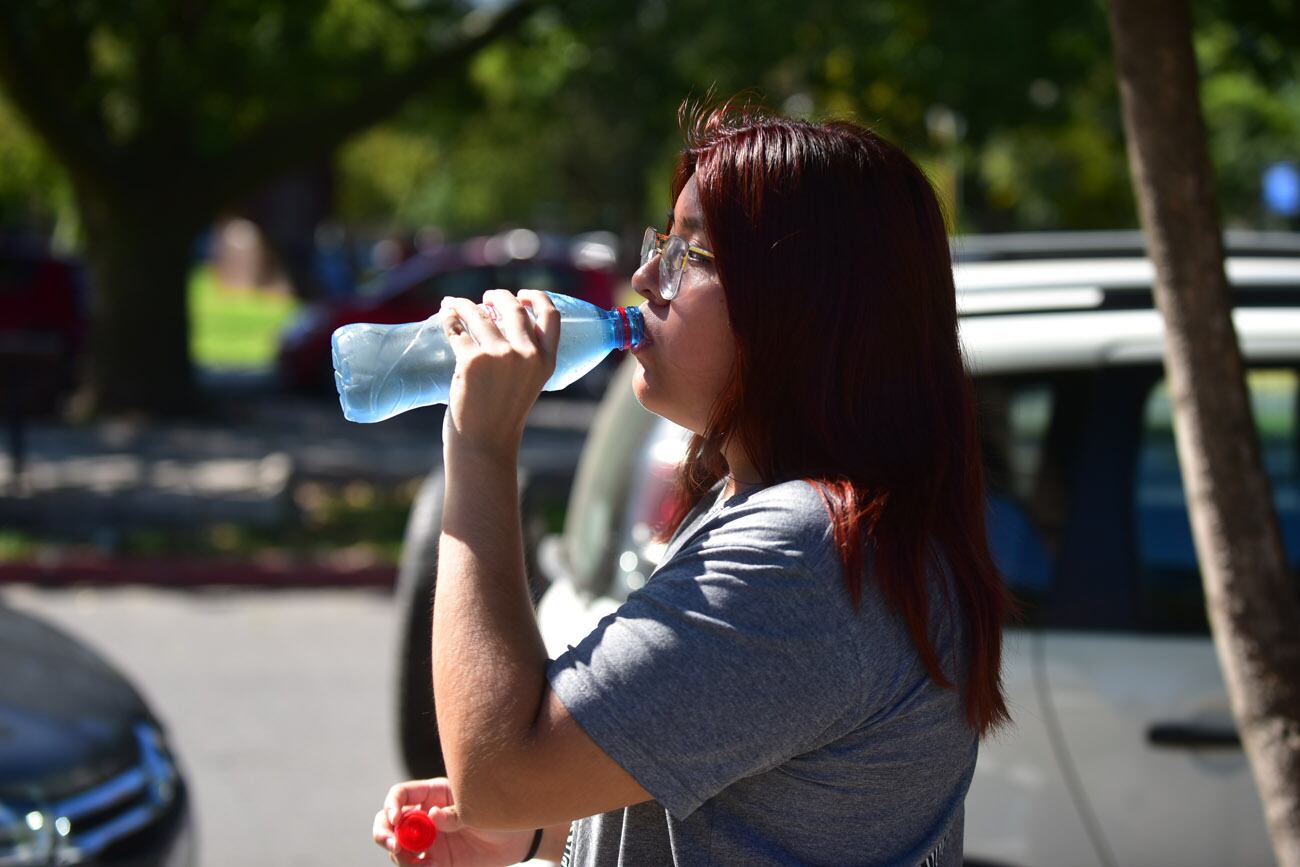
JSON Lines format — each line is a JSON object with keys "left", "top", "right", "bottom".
{"left": 4, "top": 584, "right": 408, "bottom": 867}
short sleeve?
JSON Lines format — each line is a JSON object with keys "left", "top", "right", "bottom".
{"left": 546, "top": 492, "right": 868, "bottom": 820}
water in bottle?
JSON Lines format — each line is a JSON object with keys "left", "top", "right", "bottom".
{"left": 331, "top": 292, "right": 645, "bottom": 423}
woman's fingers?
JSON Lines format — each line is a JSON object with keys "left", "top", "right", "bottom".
{"left": 376, "top": 780, "right": 459, "bottom": 866}
{"left": 483, "top": 289, "right": 558, "bottom": 370}
{"left": 441, "top": 296, "right": 507, "bottom": 353}
{"left": 383, "top": 779, "right": 449, "bottom": 825}
{"left": 442, "top": 290, "right": 559, "bottom": 364}
{"left": 384, "top": 782, "right": 419, "bottom": 826}
{"left": 438, "top": 290, "right": 558, "bottom": 454}
{"left": 439, "top": 301, "right": 477, "bottom": 351}
{"left": 431, "top": 802, "right": 465, "bottom": 834}
{"left": 483, "top": 288, "right": 536, "bottom": 351}
{"left": 373, "top": 809, "right": 395, "bottom": 849}
{"left": 384, "top": 784, "right": 407, "bottom": 827}
{"left": 516, "top": 289, "right": 561, "bottom": 357}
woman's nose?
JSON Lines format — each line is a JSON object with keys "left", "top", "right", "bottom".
{"left": 631, "top": 255, "right": 665, "bottom": 305}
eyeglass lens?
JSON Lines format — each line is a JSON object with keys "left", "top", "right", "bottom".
{"left": 640, "top": 228, "right": 685, "bottom": 300}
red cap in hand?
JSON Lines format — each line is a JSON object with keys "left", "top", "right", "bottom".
{"left": 395, "top": 809, "right": 437, "bottom": 852}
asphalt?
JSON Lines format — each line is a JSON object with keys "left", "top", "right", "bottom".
{"left": 0, "top": 372, "right": 596, "bottom": 587}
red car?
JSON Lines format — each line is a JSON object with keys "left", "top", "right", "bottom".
{"left": 0, "top": 241, "right": 88, "bottom": 413}
{"left": 276, "top": 230, "right": 621, "bottom": 395}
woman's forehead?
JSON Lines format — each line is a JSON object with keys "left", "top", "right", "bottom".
{"left": 675, "top": 175, "right": 702, "bottom": 217}
{"left": 671, "top": 176, "right": 708, "bottom": 238}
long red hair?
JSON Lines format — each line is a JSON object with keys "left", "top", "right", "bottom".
{"left": 660, "top": 100, "right": 1013, "bottom": 737}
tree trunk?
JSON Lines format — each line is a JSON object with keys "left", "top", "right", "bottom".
{"left": 1106, "top": 1, "right": 1300, "bottom": 864}
{"left": 77, "top": 189, "right": 201, "bottom": 416}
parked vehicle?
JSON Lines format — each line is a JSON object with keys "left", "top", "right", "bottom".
{"left": 276, "top": 229, "right": 623, "bottom": 396}
{"left": 393, "top": 231, "right": 1300, "bottom": 866}
{"left": 0, "top": 240, "right": 88, "bottom": 414}
{"left": 0, "top": 602, "right": 193, "bottom": 866}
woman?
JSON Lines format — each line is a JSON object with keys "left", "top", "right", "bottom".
{"left": 372, "top": 101, "right": 1013, "bottom": 866}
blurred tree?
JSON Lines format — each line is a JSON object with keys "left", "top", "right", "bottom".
{"left": 337, "top": 0, "right": 1298, "bottom": 240}
{"left": 0, "top": 0, "right": 536, "bottom": 414}
{"left": 1108, "top": 1, "right": 1300, "bottom": 865}
{"left": 3, "top": 0, "right": 1296, "bottom": 413}
{"left": 0, "top": 93, "right": 76, "bottom": 245}
{"left": 1195, "top": 17, "right": 1300, "bottom": 226}
{"left": 339, "top": 0, "right": 1132, "bottom": 239}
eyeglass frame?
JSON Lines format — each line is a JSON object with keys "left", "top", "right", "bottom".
{"left": 640, "top": 227, "right": 716, "bottom": 301}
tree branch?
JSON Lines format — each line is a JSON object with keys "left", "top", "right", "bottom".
{"left": 0, "top": 13, "right": 119, "bottom": 195}
{"left": 195, "top": 0, "right": 539, "bottom": 213}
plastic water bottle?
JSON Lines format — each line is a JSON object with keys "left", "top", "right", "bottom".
{"left": 331, "top": 292, "right": 645, "bottom": 423}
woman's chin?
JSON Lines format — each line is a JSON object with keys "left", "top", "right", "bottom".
{"left": 632, "top": 369, "right": 699, "bottom": 432}
{"left": 631, "top": 364, "right": 653, "bottom": 408}
{"left": 633, "top": 366, "right": 673, "bottom": 419}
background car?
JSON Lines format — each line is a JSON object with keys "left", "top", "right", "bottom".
{"left": 0, "top": 601, "right": 193, "bottom": 866}
{"left": 393, "top": 230, "right": 1300, "bottom": 866}
{"left": 276, "top": 229, "right": 624, "bottom": 396}
{"left": 0, "top": 238, "right": 88, "bottom": 415}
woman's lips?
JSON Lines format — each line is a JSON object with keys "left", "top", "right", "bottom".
{"left": 632, "top": 305, "right": 656, "bottom": 352}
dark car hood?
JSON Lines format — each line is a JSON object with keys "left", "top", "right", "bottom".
{"left": 0, "top": 605, "right": 149, "bottom": 796}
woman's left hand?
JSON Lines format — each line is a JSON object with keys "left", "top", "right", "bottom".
{"left": 439, "top": 289, "right": 560, "bottom": 462}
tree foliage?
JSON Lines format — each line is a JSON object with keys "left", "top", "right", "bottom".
{"left": 334, "top": 0, "right": 1300, "bottom": 238}
{"left": 4, "top": 0, "right": 1296, "bottom": 244}
{"left": 0, "top": 0, "right": 533, "bottom": 222}
{"left": 0, "top": 0, "right": 1296, "bottom": 412}
{"left": 0, "top": 0, "right": 534, "bottom": 413}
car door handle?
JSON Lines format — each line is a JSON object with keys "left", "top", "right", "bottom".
{"left": 1146, "top": 721, "right": 1241, "bottom": 749}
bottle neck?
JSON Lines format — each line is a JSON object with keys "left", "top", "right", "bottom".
{"left": 611, "top": 305, "right": 645, "bottom": 351}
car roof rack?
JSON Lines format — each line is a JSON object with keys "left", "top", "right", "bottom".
{"left": 952, "top": 230, "right": 1300, "bottom": 263}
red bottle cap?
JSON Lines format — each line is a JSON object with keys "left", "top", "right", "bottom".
{"left": 395, "top": 809, "right": 437, "bottom": 851}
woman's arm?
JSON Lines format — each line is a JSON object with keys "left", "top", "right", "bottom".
{"left": 433, "top": 441, "right": 547, "bottom": 801}
{"left": 431, "top": 291, "right": 651, "bottom": 831}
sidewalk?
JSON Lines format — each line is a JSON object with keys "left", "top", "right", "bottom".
{"left": 0, "top": 373, "right": 595, "bottom": 585}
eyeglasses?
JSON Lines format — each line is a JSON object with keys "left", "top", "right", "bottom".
{"left": 640, "top": 227, "right": 716, "bottom": 301}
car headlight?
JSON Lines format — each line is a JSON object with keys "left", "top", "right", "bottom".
{"left": 135, "top": 722, "right": 179, "bottom": 806}
{"left": 0, "top": 723, "right": 182, "bottom": 867}
{"left": 0, "top": 801, "right": 55, "bottom": 867}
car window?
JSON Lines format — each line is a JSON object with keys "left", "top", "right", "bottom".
{"left": 498, "top": 263, "right": 579, "bottom": 295}
{"left": 405, "top": 266, "right": 496, "bottom": 306}
{"left": 1133, "top": 368, "right": 1300, "bottom": 634}
{"left": 978, "top": 376, "right": 1070, "bottom": 624}
{"left": 979, "top": 366, "right": 1300, "bottom": 634}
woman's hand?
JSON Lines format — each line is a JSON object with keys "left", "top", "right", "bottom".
{"left": 372, "top": 778, "right": 537, "bottom": 866}
{"left": 439, "top": 289, "right": 560, "bottom": 463}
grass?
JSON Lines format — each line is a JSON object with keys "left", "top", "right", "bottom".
{"left": 188, "top": 479, "right": 419, "bottom": 565}
{"left": 0, "top": 531, "right": 37, "bottom": 561}
{"left": 188, "top": 265, "right": 301, "bottom": 369}
{"left": 0, "top": 480, "right": 418, "bottom": 567}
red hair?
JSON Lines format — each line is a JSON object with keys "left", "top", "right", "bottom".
{"left": 660, "top": 99, "right": 1013, "bottom": 737}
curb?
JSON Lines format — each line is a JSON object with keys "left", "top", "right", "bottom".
{"left": 0, "top": 556, "right": 396, "bottom": 589}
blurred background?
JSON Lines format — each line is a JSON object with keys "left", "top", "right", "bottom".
{"left": 0, "top": 0, "right": 1297, "bottom": 865}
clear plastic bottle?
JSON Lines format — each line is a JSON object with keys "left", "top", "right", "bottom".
{"left": 331, "top": 292, "right": 645, "bottom": 423}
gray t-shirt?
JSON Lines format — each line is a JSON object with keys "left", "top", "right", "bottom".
{"left": 546, "top": 479, "right": 976, "bottom": 866}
